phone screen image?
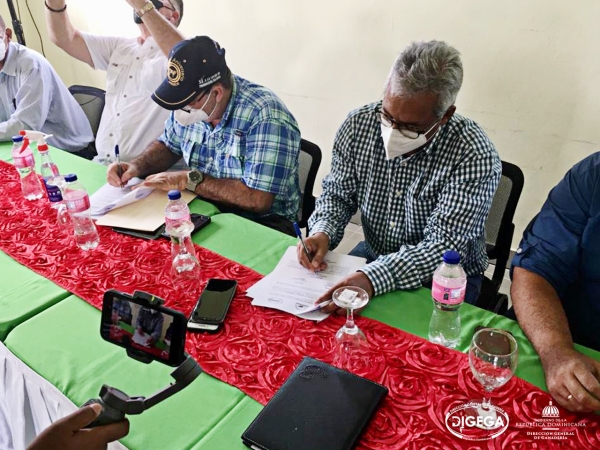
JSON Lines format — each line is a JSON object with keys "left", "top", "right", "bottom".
{"left": 101, "top": 292, "right": 186, "bottom": 366}
{"left": 190, "top": 279, "right": 238, "bottom": 324}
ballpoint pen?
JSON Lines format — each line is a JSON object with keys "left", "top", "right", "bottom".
{"left": 293, "top": 222, "right": 313, "bottom": 263}
{"left": 115, "top": 144, "right": 123, "bottom": 190}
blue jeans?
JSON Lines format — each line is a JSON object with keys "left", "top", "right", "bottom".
{"left": 349, "top": 241, "right": 483, "bottom": 305}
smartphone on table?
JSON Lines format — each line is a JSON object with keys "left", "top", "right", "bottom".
{"left": 188, "top": 279, "right": 238, "bottom": 332}
{"left": 100, "top": 290, "right": 188, "bottom": 366}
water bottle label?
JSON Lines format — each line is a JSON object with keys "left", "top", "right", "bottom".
{"left": 43, "top": 178, "right": 63, "bottom": 203}
{"left": 432, "top": 281, "right": 465, "bottom": 305}
{"left": 13, "top": 154, "right": 35, "bottom": 169}
{"left": 65, "top": 194, "right": 90, "bottom": 213}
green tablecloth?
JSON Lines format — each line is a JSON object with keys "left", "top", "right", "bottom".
{"left": 2, "top": 141, "right": 600, "bottom": 449}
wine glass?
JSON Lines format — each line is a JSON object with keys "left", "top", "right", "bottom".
{"left": 332, "top": 286, "right": 370, "bottom": 370}
{"left": 468, "top": 327, "right": 518, "bottom": 428}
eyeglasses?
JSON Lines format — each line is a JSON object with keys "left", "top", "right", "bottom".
{"left": 376, "top": 105, "right": 441, "bottom": 139}
{"left": 151, "top": 0, "right": 175, "bottom": 12}
{"left": 181, "top": 89, "right": 211, "bottom": 113}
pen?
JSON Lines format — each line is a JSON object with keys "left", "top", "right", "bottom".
{"left": 115, "top": 144, "right": 123, "bottom": 190}
{"left": 293, "top": 222, "right": 313, "bottom": 263}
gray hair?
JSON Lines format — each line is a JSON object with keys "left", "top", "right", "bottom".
{"left": 386, "top": 40, "right": 463, "bottom": 118}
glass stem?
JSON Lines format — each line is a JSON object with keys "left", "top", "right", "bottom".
{"left": 345, "top": 307, "right": 356, "bottom": 331}
{"left": 482, "top": 390, "right": 492, "bottom": 410}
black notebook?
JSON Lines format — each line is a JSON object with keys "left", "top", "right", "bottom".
{"left": 241, "top": 357, "right": 388, "bottom": 450}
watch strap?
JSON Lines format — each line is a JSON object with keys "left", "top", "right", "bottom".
{"left": 137, "top": 1, "right": 155, "bottom": 18}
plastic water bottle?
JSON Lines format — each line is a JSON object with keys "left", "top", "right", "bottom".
{"left": 11, "top": 136, "right": 44, "bottom": 201}
{"left": 38, "top": 144, "right": 63, "bottom": 208}
{"left": 428, "top": 250, "right": 467, "bottom": 349}
{"left": 63, "top": 174, "right": 100, "bottom": 250}
{"left": 164, "top": 190, "right": 191, "bottom": 233}
{"left": 169, "top": 220, "right": 200, "bottom": 277}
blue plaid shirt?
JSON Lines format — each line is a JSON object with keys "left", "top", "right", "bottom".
{"left": 310, "top": 102, "right": 501, "bottom": 296}
{"left": 158, "top": 75, "right": 301, "bottom": 222}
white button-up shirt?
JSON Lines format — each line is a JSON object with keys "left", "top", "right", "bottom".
{"left": 82, "top": 34, "right": 169, "bottom": 162}
{"left": 0, "top": 43, "right": 93, "bottom": 152}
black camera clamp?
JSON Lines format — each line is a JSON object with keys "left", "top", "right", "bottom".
{"left": 83, "top": 291, "right": 202, "bottom": 428}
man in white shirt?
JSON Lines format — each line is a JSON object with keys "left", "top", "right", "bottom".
{"left": 0, "top": 15, "right": 93, "bottom": 154}
{"left": 45, "top": 0, "right": 184, "bottom": 163}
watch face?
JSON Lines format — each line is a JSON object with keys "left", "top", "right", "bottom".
{"left": 189, "top": 171, "right": 203, "bottom": 183}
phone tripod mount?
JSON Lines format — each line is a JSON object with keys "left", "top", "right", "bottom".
{"left": 83, "top": 355, "right": 202, "bottom": 427}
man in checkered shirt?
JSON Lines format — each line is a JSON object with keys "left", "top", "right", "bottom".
{"left": 107, "top": 35, "right": 300, "bottom": 236}
{"left": 298, "top": 40, "right": 501, "bottom": 312}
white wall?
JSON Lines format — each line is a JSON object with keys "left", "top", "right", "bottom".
{"left": 3, "top": 0, "right": 600, "bottom": 248}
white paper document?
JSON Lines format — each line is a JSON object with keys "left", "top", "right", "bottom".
{"left": 132, "top": 330, "right": 151, "bottom": 347}
{"left": 89, "top": 178, "right": 154, "bottom": 218}
{"left": 247, "top": 246, "right": 366, "bottom": 322}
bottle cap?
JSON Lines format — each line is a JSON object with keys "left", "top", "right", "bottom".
{"left": 11, "top": 135, "right": 23, "bottom": 143}
{"left": 168, "top": 189, "right": 181, "bottom": 200}
{"left": 64, "top": 174, "right": 78, "bottom": 183}
{"left": 443, "top": 250, "right": 461, "bottom": 265}
{"left": 38, "top": 144, "right": 49, "bottom": 152}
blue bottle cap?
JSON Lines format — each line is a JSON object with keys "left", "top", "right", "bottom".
{"left": 168, "top": 190, "right": 181, "bottom": 200}
{"left": 11, "top": 135, "right": 23, "bottom": 143}
{"left": 443, "top": 250, "right": 461, "bottom": 265}
{"left": 64, "top": 174, "right": 78, "bottom": 183}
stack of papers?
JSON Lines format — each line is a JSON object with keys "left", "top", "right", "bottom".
{"left": 247, "top": 246, "right": 366, "bottom": 322}
{"left": 89, "top": 180, "right": 195, "bottom": 232}
{"left": 90, "top": 178, "right": 153, "bottom": 218}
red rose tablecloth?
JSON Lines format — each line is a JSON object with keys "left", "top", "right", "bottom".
{"left": 1, "top": 161, "right": 599, "bottom": 449}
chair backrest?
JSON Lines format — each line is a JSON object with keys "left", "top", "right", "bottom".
{"left": 484, "top": 160, "right": 524, "bottom": 290}
{"left": 68, "top": 85, "right": 106, "bottom": 138}
{"left": 297, "top": 139, "right": 322, "bottom": 230}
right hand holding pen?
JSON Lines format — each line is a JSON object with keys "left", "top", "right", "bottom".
{"left": 297, "top": 232, "right": 329, "bottom": 272}
{"left": 107, "top": 162, "right": 137, "bottom": 188}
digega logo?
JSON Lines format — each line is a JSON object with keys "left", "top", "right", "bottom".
{"left": 445, "top": 402, "right": 510, "bottom": 441}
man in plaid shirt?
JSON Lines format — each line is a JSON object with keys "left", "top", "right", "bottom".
{"left": 107, "top": 35, "right": 300, "bottom": 236}
{"left": 298, "top": 41, "right": 501, "bottom": 311}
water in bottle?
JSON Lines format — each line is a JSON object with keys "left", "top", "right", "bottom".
{"left": 11, "top": 136, "right": 44, "bottom": 201}
{"left": 38, "top": 144, "right": 63, "bottom": 208}
{"left": 63, "top": 174, "right": 100, "bottom": 250}
{"left": 428, "top": 250, "right": 467, "bottom": 349}
{"left": 169, "top": 220, "right": 200, "bottom": 277}
{"left": 165, "top": 190, "right": 191, "bottom": 233}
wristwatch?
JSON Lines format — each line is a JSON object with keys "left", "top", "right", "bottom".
{"left": 137, "top": 1, "right": 155, "bottom": 18}
{"left": 186, "top": 170, "right": 204, "bottom": 192}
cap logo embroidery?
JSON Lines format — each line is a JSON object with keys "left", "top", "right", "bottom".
{"left": 198, "top": 71, "right": 221, "bottom": 88}
{"left": 168, "top": 59, "right": 185, "bottom": 86}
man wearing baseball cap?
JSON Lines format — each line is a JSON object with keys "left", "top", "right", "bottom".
{"left": 107, "top": 34, "right": 301, "bottom": 235}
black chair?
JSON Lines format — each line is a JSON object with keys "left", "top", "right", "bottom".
{"left": 478, "top": 160, "right": 524, "bottom": 313}
{"left": 297, "top": 139, "right": 322, "bottom": 232}
{"left": 68, "top": 85, "right": 106, "bottom": 138}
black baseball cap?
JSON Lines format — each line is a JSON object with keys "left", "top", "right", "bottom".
{"left": 152, "top": 36, "right": 227, "bottom": 110}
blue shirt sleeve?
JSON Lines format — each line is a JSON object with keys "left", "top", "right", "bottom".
{"left": 157, "top": 112, "right": 183, "bottom": 157}
{"left": 511, "top": 153, "right": 600, "bottom": 297}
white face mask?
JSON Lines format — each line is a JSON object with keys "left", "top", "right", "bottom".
{"left": 174, "top": 91, "right": 215, "bottom": 126}
{"left": 380, "top": 121, "right": 440, "bottom": 160}
{"left": 0, "top": 38, "right": 6, "bottom": 61}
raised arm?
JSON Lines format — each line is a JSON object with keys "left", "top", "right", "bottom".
{"left": 125, "top": 0, "right": 184, "bottom": 56}
{"left": 45, "top": 0, "right": 93, "bottom": 67}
